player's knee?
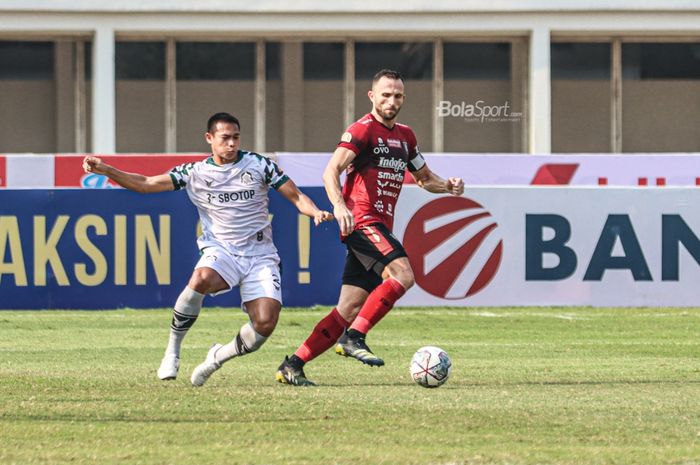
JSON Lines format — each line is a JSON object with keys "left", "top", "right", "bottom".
{"left": 188, "top": 270, "right": 209, "bottom": 293}
{"left": 338, "top": 302, "right": 363, "bottom": 322}
{"left": 394, "top": 268, "right": 415, "bottom": 290}
{"left": 188, "top": 268, "right": 225, "bottom": 294}
{"left": 252, "top": 313, "right": 278, "bottom": 337}
{"left": 404, "top": 273, "right": 415, "bottom": 289}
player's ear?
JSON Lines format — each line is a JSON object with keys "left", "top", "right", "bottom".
{"left": 368, "top": 89, "right": 374, "bottom": 102}
{"left": 204, "top": 131, "right": 213, "bottom": 144}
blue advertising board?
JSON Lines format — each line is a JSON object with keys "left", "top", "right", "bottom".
{"left": 0, "top": 189, "right": 344, "bottom": 309}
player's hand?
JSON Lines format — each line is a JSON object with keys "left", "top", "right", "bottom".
{"left": 82, "top": 156, "right": 109, "bottom": 175}
{"left": 334, "top": 204, "right": 355, "bottom": 236}
{"left": 447, "top": 177, "right": 464, "bottom": 196}
{"left": 313, "top": 210, "right": 334, "bottom": 226}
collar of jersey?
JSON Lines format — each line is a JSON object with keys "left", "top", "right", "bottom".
{"left": 206, "top": 150, "right": 245, "bottom": 167}
{"left": 368, "top": 112, "right": 396, "bottom": 131}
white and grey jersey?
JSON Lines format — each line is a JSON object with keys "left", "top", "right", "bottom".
{"left": 169, "top": 151, "right": 289, "bottom": 256}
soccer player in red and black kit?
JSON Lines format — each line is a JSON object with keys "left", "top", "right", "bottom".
{"left": 276, "top": 69, "right": 464, "bottom": 386}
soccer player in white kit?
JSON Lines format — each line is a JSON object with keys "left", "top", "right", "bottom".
{"left": 82, "top": 112, "right": 333, "bottom": 386}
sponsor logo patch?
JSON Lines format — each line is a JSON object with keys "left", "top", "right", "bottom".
{"left": 377, "top": 157, "right": 408, "bottom": 172}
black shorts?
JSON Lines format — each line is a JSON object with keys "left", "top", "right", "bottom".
{"left": 341, "top": 223, "right": 407, "bottom": 293}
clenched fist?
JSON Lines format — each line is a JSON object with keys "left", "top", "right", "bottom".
{"left": 447, "top": 177, "right": 464, "bottom": 196}
{"left": 82, "top": 156, "right": 109, "bottom": 175}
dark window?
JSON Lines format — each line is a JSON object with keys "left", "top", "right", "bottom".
{"left": 266, "top": 42, "right": 281, "bottom": 80}
{"left": 355, "top": 42, "right": 432, "bottom": 80}
{"left": 444, "top": 43, "right": 511, "bottom": 80}
{"left": 116, "top": 42, "right": 165, "bottom": 80}
{"left": 83, "top": 41, "right": 92, "bottom": 80}
{"left": 0, "top": 41, "right": 54, "bottom": 80}
{"left": 304, "top": 42, "right": 344, "bottom": 80}
{"left": 551, "top": 43, "right": 610, "bottom": 80}
{"left": 176, "top": 42, "right": 254, "bottom": 80}
{"left": 623, "top": 43, "right": 700, "bottom": 79}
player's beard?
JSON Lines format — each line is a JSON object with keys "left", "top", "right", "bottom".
{"left": 377, "top": 105, "right": 400, "bottom": 122}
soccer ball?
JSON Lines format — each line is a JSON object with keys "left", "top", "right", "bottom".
{"left": 410, "top": 346, "right": 452, "bottom": 388}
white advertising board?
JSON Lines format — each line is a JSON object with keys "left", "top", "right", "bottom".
{"left": 394, "top": 186, "right": 700, "bottom": 307}
{"left": 2, "top": 153, "right": 700, "bottom": 188}
{"left": 277, "top": 153, "right": 700, "bottom": 187}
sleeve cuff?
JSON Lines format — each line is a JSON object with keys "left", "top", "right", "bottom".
{"left": 272, "top": 175, "right": 290, "bottom": 190}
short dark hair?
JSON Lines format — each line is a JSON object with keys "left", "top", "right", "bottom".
{"left": 207, "top": 112, "right": 240, "bottom": 133}
{"left": 372, "top": 69, "right": 403, "bottom": 84}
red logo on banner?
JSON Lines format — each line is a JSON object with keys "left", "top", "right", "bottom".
{"left": 0, "top": 156, "right": 5, "bottom": 187}
{"left": 404, "top": 197, "right": 502, "bottom": 299}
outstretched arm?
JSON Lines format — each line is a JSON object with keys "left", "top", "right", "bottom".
{"left": 82, "top": 156, "right": 175, "bottom": 193}
{"left": 277, "top": 178, "right": 334, "bottom": 226}
{"left": 322, "top": 147, "right": 357, "bottom": 236}
{"left": 410, "top": 165, "right": 464, "bottom": 196}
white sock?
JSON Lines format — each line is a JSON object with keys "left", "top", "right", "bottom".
{"left": 164, "top": 287, "right": 204, "bottom": 357}
{"left": 214, "top": 321, "right": 268, "bottom": 364}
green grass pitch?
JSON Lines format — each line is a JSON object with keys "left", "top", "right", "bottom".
{"left": 1, "top": 307, "right": 699, "bottom": 464}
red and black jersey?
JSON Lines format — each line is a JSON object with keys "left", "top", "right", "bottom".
{"left": 338, "top": 113, "right": 426, "bottom": 233}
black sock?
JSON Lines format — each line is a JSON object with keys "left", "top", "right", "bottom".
{"left": 347, "top": 329, "right": 366, "bottom": 340}
{"left": 288, "top": 354, "right": 305, "bottom": 368}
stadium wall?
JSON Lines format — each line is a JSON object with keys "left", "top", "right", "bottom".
{"left": 1, "top": 2, "right": 699, "bottom": 155}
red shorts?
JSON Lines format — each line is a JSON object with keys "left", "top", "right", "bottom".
{"left": 342, "top": 223, "right": 407, "bottom": 292}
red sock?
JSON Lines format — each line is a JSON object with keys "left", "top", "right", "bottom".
{"left": 350, "top": 278, "right": 406, "bottom": 334}
{"left": 294, "top": 308, "right": 348, "bottom": 363}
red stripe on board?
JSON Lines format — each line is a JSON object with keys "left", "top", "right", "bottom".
{"left": 530, "top": 163, "right": 579, "bottom": 185}
{"left": 54, "top": 154, "right": 208, "bottom": 187}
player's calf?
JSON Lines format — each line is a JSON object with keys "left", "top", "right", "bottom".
{"left": 190, "top": 321, "right": 268, "bottom": 387}
{"left": 158, "top": 286, "right": 204, "bottom": 380}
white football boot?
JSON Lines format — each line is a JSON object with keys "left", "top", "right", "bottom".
{"left": 157, "top": 354, "right": 180, "bottom": 380}
{"left": 190, "top": 343, "right": 223, "bottom": 387}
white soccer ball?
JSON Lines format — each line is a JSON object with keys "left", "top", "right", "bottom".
{"left": 410, "top": 346, "right": 452, "bottom": 388}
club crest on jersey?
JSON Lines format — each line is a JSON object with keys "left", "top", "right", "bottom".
{"left": 341, "top": 132, "right": 352, "bottom": 143}
{"left": 241, "top": 171, "right": 254, "bottom": 185}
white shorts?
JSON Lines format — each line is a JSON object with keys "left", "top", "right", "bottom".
{"left": 195, "top": 247, "right": 282, "bottom": 307}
